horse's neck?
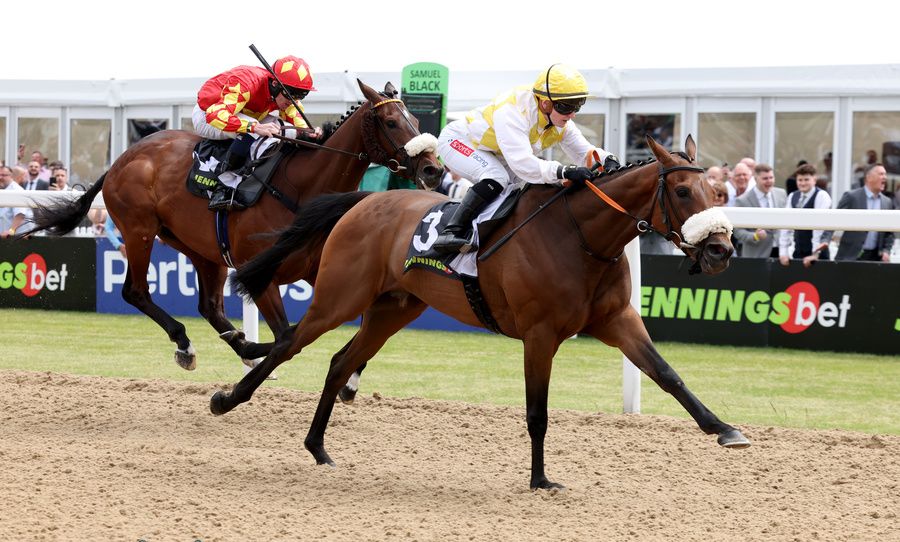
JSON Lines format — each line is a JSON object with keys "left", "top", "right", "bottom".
{"left": 285, "top": 108, "right": 371, "bottom": 196}
{"left": 575, "top": 165, "right": 661, "bottom": 255}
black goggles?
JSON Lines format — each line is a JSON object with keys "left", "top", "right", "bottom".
{"left": 552, "top": 98, "right": 585, "bottom": 115}
{"left": 284, "top": 87, "right": 309, "bottom": 100}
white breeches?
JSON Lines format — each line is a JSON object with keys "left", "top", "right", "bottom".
{"left": 437, "top": 120, "right": 513, "bottom": 189}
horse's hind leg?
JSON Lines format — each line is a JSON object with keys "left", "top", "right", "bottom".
{"left": 305, "top": 297, "right": 427, "bottom": 466}
{"left": 338, "top": 354, "right": 363, "bottom": 404}
{"left": 119, "top": 234, "right": 196, "bottom": 370}
{"left": 586, "top": 308, "right": 750, "bottom": 448}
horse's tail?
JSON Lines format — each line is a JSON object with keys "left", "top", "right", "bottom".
{"left": 26, "top": 173, "right": 107, "bottom": 236}
{"left": 232, "top": 191, "right": 373, "bottom": 299}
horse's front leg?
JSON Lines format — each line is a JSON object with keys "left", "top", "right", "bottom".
{"left": 585, "top": 307, "right": 751, "bottom": 448}
{"left": 220, "top": 283, "right": 288, "bottom": 364}
{"left": 522, "top": 331, "right": 565, "bottom": 490}
{"left": 210, "top": 322, "right": 299, "bottom": 416}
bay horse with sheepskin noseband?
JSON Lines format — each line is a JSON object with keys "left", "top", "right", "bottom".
{"left": 27, "top": 80, "right": 443, "bottom": 370}
{"left": 219, "top": 134, "right": 749, "bottom": 490}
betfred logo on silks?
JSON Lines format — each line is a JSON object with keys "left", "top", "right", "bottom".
{"left": 0, "top": 253, "right": 69, "bottom": 297}
{"left": 641, "top": 281, "right": 851, "bottom": 334}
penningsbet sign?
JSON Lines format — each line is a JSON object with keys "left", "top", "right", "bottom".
{"left": 640, "top": 255, "right": 898, "bottom": 355}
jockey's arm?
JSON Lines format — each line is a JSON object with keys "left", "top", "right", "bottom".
{"left": 279, "top": 104, "right": 323, "bottom": 140}
{"left": 493, "top": 106, "right": 565, "bottom": 184}
{"left": 203, "top": 81, "right": 255, "bottom": 134}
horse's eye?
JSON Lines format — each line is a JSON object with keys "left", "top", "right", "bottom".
{"left": 675, "top": 186, "right": 691, "bottom": 198}
{"left": 386, "top": 120, "right": 398, "bottom": 129}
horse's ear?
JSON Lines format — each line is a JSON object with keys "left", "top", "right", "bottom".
{"left": 384, "top": 82, "right": 399, "bottom": 98}
{"left": 645, "top": 135, "right": 674, "bottom": 165}
{"left": 357, "top": 79, "right": 380, "bottom": 104}
{"left": 684, "top": 134, "right": 697, "bottom": 161}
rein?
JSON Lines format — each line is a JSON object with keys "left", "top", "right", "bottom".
{"left": 276, "top": 97, "right": 413, "bottom": 173}
{"left": 564, "top": 157, "right": 705, "bottom": 260}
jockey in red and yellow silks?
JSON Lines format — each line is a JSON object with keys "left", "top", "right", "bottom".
{"left": 191, "top": 55, "right": 318, "bottom": 211}
{"left": 197, "top": 65, "right": 309, "bottom": 135}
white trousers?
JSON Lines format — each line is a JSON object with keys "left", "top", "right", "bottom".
{"left": 437, "top": 120, "right": 514, "bottom": 189}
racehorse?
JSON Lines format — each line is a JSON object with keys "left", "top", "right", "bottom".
{"left": 217, "top": 134, "right": 750, "bottom": 490}
{"left": 26, "top": 80, "right": 443, "bottom": 370}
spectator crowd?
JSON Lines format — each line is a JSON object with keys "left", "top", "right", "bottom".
{"left": 2, "top": 144, "right": 897, "bottom": 263}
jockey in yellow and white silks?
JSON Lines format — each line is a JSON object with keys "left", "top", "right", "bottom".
{"left": 433, "top": 64, "right": 620, "bottom": 254}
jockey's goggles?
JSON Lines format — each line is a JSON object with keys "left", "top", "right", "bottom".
{"left": 284, "top": 87, "right": 310, "bottom": 100}
{"left": 552, "top": 98, "right": 585, "bottom": 115}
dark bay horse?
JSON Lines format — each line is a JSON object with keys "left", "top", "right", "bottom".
{"left": 217, "top": 134, "right": 750, "bottom": 490}
{"left": 27, "top": 80, "right": 442, "bottom": 370}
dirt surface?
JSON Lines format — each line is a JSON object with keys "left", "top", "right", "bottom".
{"left": 1, "top": 370, "right": 897, "bottom": 541}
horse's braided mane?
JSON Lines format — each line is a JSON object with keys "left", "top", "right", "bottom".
{"left": 595, "top": 158, "right": 655, "bottom": 183}
{"left": 330, "top": 90, "right": 392, "bottom": 130}
{"left": 595, "top": 151, "right": 693, "bottom": 183}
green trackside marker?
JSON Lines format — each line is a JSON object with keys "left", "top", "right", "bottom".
{"left": 895, "top": 318, "right": 900, "bottom": 331}
{"left": 401, "top": 62, "right": 449, "bottom": 136}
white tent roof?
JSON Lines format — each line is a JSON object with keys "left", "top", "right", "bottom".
{"left": 1, "top": 64, "right": 898, "bottom": 109}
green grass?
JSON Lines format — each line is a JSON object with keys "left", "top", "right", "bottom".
{"left": 3, "top": 308, "right": 898, "bottom": 434}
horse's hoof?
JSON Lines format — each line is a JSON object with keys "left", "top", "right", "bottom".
{"left": 717, "top": 428, "right": 752, "bottom": 448}
{"left": 174, "top": 345, "right": 197, "bottom": 371}
{"left": 305, "top": 442, "right": 336, "bottom": 467}
{"left": 241, "top": 357, "right": 259, "bottom": 369}
{"left": 209, "top": 391, "right": 233, "bottom": 416}
{"left": 337, "top": 385, "right": 357, "bottom": 404}
{"left": 219, "top": 330, "right": 245, "bottom": 345}
{"left": 530, "top": 477, "right": 566, "bottom": 492}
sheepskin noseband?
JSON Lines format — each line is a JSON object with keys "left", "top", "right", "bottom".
{"left": 681, "top": 207, "right": 733, "bottom": 245}
{"left": 404, "top": 133, "right": 438, "bottom": 157}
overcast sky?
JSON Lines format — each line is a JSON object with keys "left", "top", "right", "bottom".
{"left": 6, "top": 0, "right": 897, "bottom": 80}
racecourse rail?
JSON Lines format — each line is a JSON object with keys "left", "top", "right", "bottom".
{"left": 2, "top": 190, "right": 898, "bottom": 413}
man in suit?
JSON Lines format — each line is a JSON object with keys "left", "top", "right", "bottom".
{"left": 779, "top": 164, "right": 833, "bottom": 268}
{"left": 835, "top": 163, "right": 895, "bottom": 262}
{"left": 733, "top": 164, "right": 787, "bottom": 258}
{"left": 22, "top": 160, "right": 50, "bottom": 191}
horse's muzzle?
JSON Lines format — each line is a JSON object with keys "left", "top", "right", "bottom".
{"left": 696, "top": 234, "right": 734, "bottom": 274}
{"left": 417, "top": 163, "right": 444, "bottom": 191}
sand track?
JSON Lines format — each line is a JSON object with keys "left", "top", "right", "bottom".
{"left": 0, "top": 371, "right": 897, "bottom": 541}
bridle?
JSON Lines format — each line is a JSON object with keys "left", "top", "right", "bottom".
{"left": 564, "top": 154, "right": 706, "bottom": 261}
{"left": 278, "top": 95, "right": 426, "bottom": 175}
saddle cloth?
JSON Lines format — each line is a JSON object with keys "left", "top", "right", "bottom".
{"left": 404, "top": 184, "right": 522, "bottom": 278}
{"left": 186, "top": 139, "right": 284, "bottom": 209}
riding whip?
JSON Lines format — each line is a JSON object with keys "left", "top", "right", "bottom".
{"left": 249, "top": 44, "right": 316, "bottom": 131}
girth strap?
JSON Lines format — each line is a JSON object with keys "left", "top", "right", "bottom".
{"left": 215, "top": 211, "right": 237, "bottom": 268}
{"left": 460, "top": 275, "right": 505, "bottom": 335}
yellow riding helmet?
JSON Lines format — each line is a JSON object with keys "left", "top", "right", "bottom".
{"left": 532, "top": 64, "right": 589, "bottom": 100}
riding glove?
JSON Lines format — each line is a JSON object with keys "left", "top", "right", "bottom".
{"left": 562, "top": 165, "right": 595, "bottom": 186}
{"left": 603, "top": 155, "right": 621, "bottom": 172}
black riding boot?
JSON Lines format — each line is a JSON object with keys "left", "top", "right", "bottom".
{"left": 217, "top": 134, "right": 255, "bottom": 175}
{"left": 209, "top": 135, "right": 254, "bottom": 211}
{"left": 432, "top": 179, "right": 503, "bottom": 254}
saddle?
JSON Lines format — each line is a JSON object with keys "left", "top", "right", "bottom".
{"left": 186, "top": 139, "right": 285, "bottom": 209}
{"left": 404, "top": 185, "right": 524, "bottom": 279}
{"left": 402, "top": 186, "right": 525, "bottom": 335}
